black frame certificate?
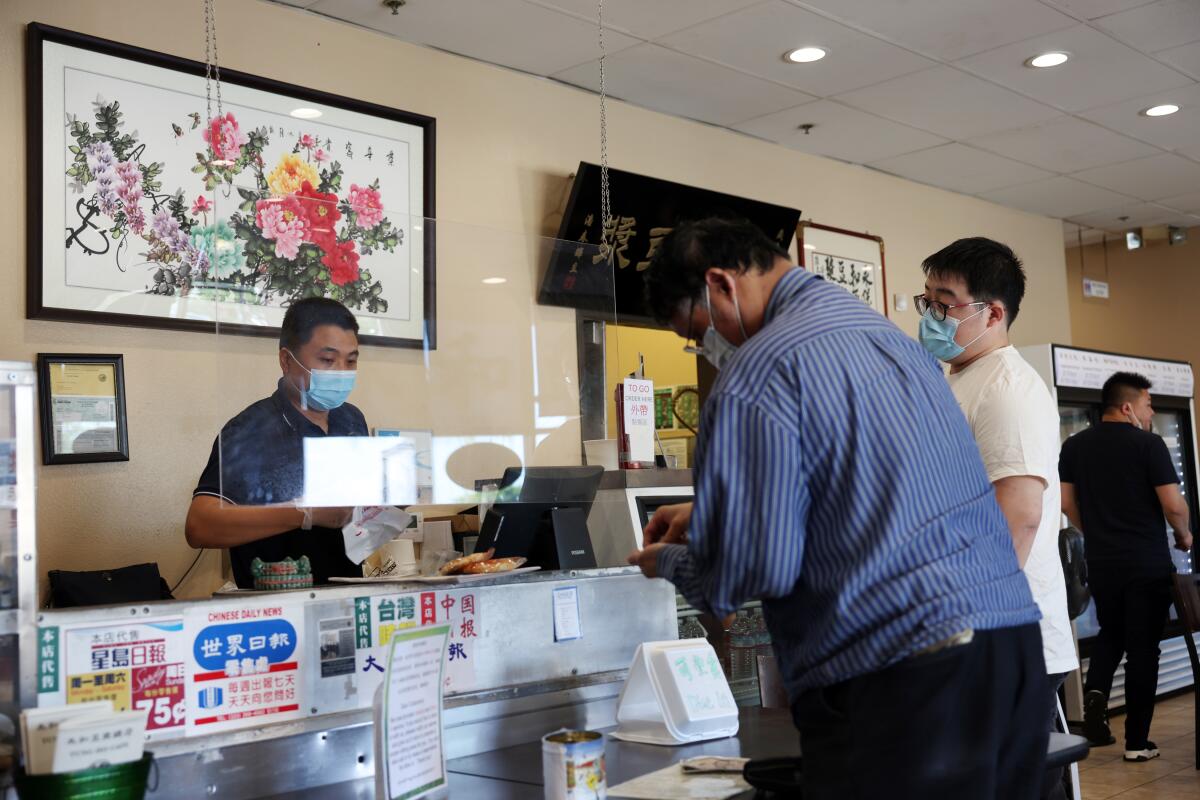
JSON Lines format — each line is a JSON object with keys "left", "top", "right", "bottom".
{"left": 37, "top": 354, "right": 129, "bottom": 464}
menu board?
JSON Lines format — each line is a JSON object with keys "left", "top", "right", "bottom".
{"left": 1053, "top": 347, "right": 1194, "bottom": 398}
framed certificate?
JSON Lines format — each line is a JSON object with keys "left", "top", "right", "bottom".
{"left": 36, "top": 354, "right": 129, "bottom": 464}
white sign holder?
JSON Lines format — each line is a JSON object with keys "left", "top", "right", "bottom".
{"left": 612, "top": 638, "right": 739, "bottom": 746}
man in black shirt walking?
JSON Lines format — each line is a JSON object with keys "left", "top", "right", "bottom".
{"left": 1059, "top": 372, "right": 1192, "bottom": 761}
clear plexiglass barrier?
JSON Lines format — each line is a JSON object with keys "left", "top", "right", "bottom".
{"left": 189, "top": 184, "right": 642, "bottom": 589}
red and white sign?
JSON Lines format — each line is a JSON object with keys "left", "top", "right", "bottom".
{"left": 622, "top": 378, "right": 655, "bottom": 464}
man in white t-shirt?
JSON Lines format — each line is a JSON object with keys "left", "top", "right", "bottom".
{"left": 918, "top": 238, "right": 1078, "bottom": 800}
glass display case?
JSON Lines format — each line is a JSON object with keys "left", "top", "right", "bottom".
{"left": 0, "top": 362, "right": 37, "bottom": 783}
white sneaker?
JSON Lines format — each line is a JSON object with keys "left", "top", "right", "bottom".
{"left": 1123, "top": 742, "right": 1159, "bottom": 762}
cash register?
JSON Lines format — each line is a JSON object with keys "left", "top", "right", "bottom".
{"left": 473, "top": 466, "right": 605, "bottom": 570}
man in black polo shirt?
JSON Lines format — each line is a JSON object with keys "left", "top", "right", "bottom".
{"left": 185, "top": 298, "right": 367, "bottom": 588}
{"left": 1059, "top": 371, "right": 1192, "bottom": 761}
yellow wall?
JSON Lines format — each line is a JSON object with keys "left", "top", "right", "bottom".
{"left": 1066, "top": 226, "right": 1200, "bottom": 373}
{"left": 604, "top": 325, "right": 699, "bottom": 439}
{"left": 2, "top": 0, "right": 1072, "bottom": 599}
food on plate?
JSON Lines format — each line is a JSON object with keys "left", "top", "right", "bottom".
{"left": 461, "top": 557, "right": 527, "bottom": 574}
{"left": 438, "top": 548, "right": 495, "bottom": 576}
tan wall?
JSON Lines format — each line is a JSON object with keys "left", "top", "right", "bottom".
{"left": 1066, "top": 226, "right": 1200, "bottom": 374}
{"left": 1, "top": 0, "right": 1072, "bottom": 599}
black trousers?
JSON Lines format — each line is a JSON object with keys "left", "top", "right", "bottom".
{"left": 793, "top": 624, "right": 1049, "bottom": 800}
{"left": 1084, "top": 570, "right": 1174, "bottom": 750}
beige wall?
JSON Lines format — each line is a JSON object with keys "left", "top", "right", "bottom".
{"left": 1, "top": 0, "right": 1072, "bottom": 599}
{"left": 1066, "top": 226, "right": 1200, "bottom": 374}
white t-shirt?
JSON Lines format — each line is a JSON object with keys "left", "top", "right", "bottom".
{"left": 947, "top": 346, "right": 1079, "bottom": 675}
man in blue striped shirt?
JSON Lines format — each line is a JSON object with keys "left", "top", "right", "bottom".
{"left": 630, "top": 218, "right": 1049, "bottom": 799}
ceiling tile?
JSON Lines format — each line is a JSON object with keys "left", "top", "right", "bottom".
{"left": 869, "top": 143, "right": 1053, "bottom": 195}
{"left": 967, "top": 116, "right": 1158, "bottom": 172}
{"left": 786, "top": 0, "right": 1076, "bottom": 60}
{"left": 978, "top": 176, "right": 1136, "bottom": 217}
{"left": 1072, "top": 153, "right": 1200, "bottom": 200}
{"left": 734, "top": 100, "right": 947, "bottom": 163}
{"left": 1157, "top": 40, "right": 1200, "bottom": 79}
{"left": 1066, "top": 201, "right": 1190, "bottom": 230}
{"left": 955, "top": 25, "right": 1193, "bottom": 112}
{"left": 1159, "top": 190, "right": 1200, "bottom": 213}
{"left": 527, "top": 0, "right": 763, "bottom": 40}
{"left": 835, "top": 66, "right": 1062, "bottom": 139}
{"left": 1093, "top": 0, "right": 1200, "bottom": 53}
{"left": 307, "top": 0, "right": 640, "bottom": 75}
{"left": 1044, "top": 0, "right": 1159, "bottom": 20}
{"left": 1078, "top": 83, "right": 1200, "bottom": 150}
{"left": 552, "top": 43, "right": 816, "bottom": 126}
{"left": 659, "top": 1, "right": 933, "bottom": 97}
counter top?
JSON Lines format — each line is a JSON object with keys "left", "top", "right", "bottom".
{"left": 259, "top": 708, "right": 1088, "bottom": 799}
{"left": 599, "top": 468, "right": 693, "bottom": 490}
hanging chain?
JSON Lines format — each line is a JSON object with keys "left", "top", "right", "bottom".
{"left": 597, "top": 0, "right": 611, "bottom": 258}
{"left": 203, "top": 0, "right": 224, "bottom": 130}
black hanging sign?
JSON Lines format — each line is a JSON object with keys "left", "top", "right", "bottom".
{"left": 539, "top": 162, "right": 800, "bottom": 321}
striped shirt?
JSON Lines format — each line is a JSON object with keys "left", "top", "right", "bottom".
{"left": 657, "top": 268, "right": 1040, "bottom": 697}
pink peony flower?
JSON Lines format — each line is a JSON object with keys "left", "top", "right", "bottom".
{"left": 346, "top": 183, "right": 383, "bottom": 229}
{"left": 191, "top": 195, "right": 213, "bottom": 215}
{"left": 299, "top": 134, "right": 316, "bottom": 150}
{"left": 255, "top": 196, "right": 310, "bottom": 260}
{"left": 203, "top": 112, "right": 247, "bottom": 164}
{"left": 313, "top": 148, "right": 328, "bottom": 164}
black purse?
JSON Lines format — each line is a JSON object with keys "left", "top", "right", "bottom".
{"left": 48, "top": 563, "right": 174, "bottom": 608}
{"left": 1058, "top": 527, "right": 1090, "bottom": 620}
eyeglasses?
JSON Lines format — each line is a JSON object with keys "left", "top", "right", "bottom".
{"left": 913, "top": 295, "right": 987, "bottom": 322}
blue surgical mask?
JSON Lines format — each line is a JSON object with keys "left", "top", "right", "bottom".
{"left": 286, "top": 350, "right": 356, "bottom": 411}
{"left": 686, "top": 285, "right": 748, "bottom": 371}
{"left": 917, "top": 306, "right": 988, "bottom": 362}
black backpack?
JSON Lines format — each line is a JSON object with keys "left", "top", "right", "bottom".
{"left": 1058, "top": 527, "right": 1090, "bottom": 620}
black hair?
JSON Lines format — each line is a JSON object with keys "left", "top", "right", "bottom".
{"left": 1101, "top": 371, "right": 1152, "bottom": 412}
{"left": 643, "top": 217, "right": 790, "bottom": 324}
{"left": 921, "top": 237, "right": 1026, "bottom": 326}
{"left": 279, "top": 297, "right": 359, "bottom": 351}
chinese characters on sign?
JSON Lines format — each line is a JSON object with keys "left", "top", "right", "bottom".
{"left": 185, "top": 603, "right": 304, "bottom": 735}
{"left": 353, "top": 589, "right": 482, "bottom": 703}
{"left": 812, "top": 253, "right": 876, "bottom": 310}
{"left": 621, "top": 378, "right": 655, "bottom": 464}
{"left": 61, "top": 620, "right": 187, "bottom": 734}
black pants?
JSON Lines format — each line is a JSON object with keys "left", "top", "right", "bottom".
{"left": 793, "top": 624, "right": 1049, "bottom": 800}
{"left": 1042, "top": 672, "right": 1069, "bottom": 800}
{"left": 1084, "top": 571, "right": 1174, "bottom": 750}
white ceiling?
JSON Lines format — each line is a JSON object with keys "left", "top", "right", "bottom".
{"left": 269, "top": 0, "right": 1200, "bottom": 243}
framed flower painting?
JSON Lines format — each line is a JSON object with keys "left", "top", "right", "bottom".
{"left": 26, "top": 24, "right": 436, "bottom": 349}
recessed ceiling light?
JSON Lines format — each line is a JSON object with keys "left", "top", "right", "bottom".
{"left": 1142, "top": 104, "right": 1179, "bottom": 117}
{"left": 1025, "top": 52, "right": 1069, "bottom": 68}
{"left": 290, "top": 107, "right": 323, "bottom": 119}
{"left": 784, "top": 47, "right": 827, "bottom": 64}
{"left": 482, "top": 277, "right": 507, "bottom": 285}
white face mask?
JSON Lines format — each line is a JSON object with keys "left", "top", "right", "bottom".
{"left": 685, "top": 284, "right": 748, "bottom": 370}
{"left": 1126, "top": 411, "right": 1152, "bottom": 433}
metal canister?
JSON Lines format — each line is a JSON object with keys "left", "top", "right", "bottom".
{"left": 542, "top": 729, "right": 606, "bottom": 799}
